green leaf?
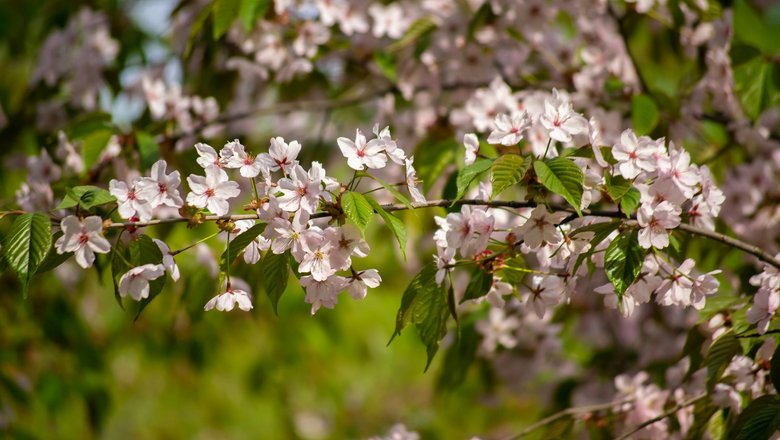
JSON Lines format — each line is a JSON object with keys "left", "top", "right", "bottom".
{"left": 3, "top": 213, "right": 52, "bottom": 297}
{"left": 605, "top": 174, "right": 633, "bottom": 202}
{"left": 436, "top": 316, "right": 480, "bottom": 391}
{"left": 730, "top": 395, "right": 780, "bottom": 440}
{"left": 733, "top": 0, "right": 780, "bottom": 56}
{"left": 620, "top": 188, "right": 641, "bottom": 216}
{"left": 631, "top": 94, "right": 660, "bottom": 135}
{"left": 461, "top": 268, "right": 493, "bottom": 303}
{"left": 219, "top": 223, "right": 266, "bottom": 271}
{"left": 498, "top": 256, "right": 526, "bottom": 285}
{"left": 57, "top": 186, "right": 116, "bottom": 210}
{"left": 770, "top": 342, "right": 780, "bottom": 393}
{"left": 342, "top": 191, "right": 374, "bottom": 230}
{"left": 604, "top": 229, "right": 645, "bottom": 295}
{"left": 35, "top": 232, "right": 72, "bottom": 274}
{"left": 239, "top": 0, "right": 269, "bottom": 30}
{"left": 261, "top": 250, "right": 289, "bottom": 315}
{"left": 491, "top": 154, "right": 531, "bottom": 198}
{"left": 359, "top": 172, "right": 413, "bottom": 209}
{"left": 387, "top": 17, "right": 437, "bottom": 53}
{"left": 110, "top": 238, "right": 129, "bottom": 310}
{"left": 455, "top": 159, "right": 492, "bottom": 203}
{"left": 135, "top": 131, "right": 160, "bottom": 171}
{"left": 129, "top": 235, "right": 165, "bottom": 320}
{"left": 213, "top": 0, "right": 241, "bottom": 40}
{"left": 80, "top": 128, "right": 114, "bottom": 169}
{"left": 571, "top": 221, "right": 622, "bottom": 275}
{"left": 733, "top": 57, "right": 780, "bottom": 121}
{"left": 533, "top": 158, "right": 584, "bottom": 215}
{"left": 390, "top": 262, "right": 450, "bottom": 371}
{"left": 413, "top": 138, "right": 456, "bottom": 190}
{"left": 704, "top": 330, "right": 742, "bottom": 390}
{"left": 366, "top": 197, "right": 407, "bottom": 260}
{"left": 373, "top": 50, "right": 397, "bottom": 83}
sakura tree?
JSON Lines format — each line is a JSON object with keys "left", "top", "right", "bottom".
{"left": 1, "top": 0, "right": 780, "bottom": 438}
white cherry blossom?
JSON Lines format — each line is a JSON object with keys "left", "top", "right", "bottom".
{"left": 118, "top": 264, "right": 165, "bottom": 301}
{"left": 301, "top": 274, "right": 349, "bottom": 314}
{"left": 637, "top": 201, "right": 681, "bottom": 249}
{"left": 204, "top": 287, "right": 253, "bottom": 312}
{"left": 337, "top": 129, "right": 387, "bottom": 170}
{"left": 277, "top": 164, "right": 323, "bottom": 214}
{"left": 109, "top": 179, "right": 152, "bottom": 221}
{"left": 487, "top": 112, "right": 530, "bottom": 146}
{"left": 259, "top": 137, "right": 301, "bottom": 174}
{"left": 347, "top": 269, "right": 381, "bottom": 300}
{"left": 137, "top": 160, "right": 184, "bottom": 209}
{"left": 55, "top": 215, "right": 111, "bottom": 268}
{"left": 186, "top": 168, "right": 241, "bottom": 216}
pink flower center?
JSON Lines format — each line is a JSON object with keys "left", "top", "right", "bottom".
{"left": 79, "top": 233, "right": 89, "bottom": 245}
{"left": 205, "top": 188, "right": 215, "bottom": 197}
{"left": 158, "top": 183, "right": 167, "bottom": 194}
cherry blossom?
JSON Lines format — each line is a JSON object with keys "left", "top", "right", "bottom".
{"left": 463, "top": 133, "right": 480, "bottom": 165}
{"left": 186, "top": 168, "right": 241, "bottom": 216}
{"left": 223, "top": 139, "right": 265, "bottom": 178}
{"left": 337, "top": 129, "right": 387, "bottom": 170}
{"left": 118, "top": 264, "right": 165, "bottom": 301}
{"left": 137, "top": 160, "right": 184, "bottom": 209}
{"left": 637, "top": 201, "right": 681, "bottom": 249}
{"left": 204, "top": 287, "right": 253, "bottom": 312}
{"left": 475, "top": 307, "right": 520, "bottom": 355}
{"left": 301, "top": 274, "right": 349, "bottom": 315}
{"left": 55, "top": 215, "right": 111, "bottom": 268}
{"left": 347, "top": 269, "right": 381, "bottom": 300}
{"left": 487, "top": 112, "right": 530, "bottom": 146}
{"left": 539, "top": 90, "right": 588, "bottom": 143}
{"left": 515, "top": 206, "right": 568, "bottom": 250}
{"left": 405, "top": 158, "right": 426, "bottom": 203}
{"left": 277, "top": 164, "right": 323, "bottom": 214}
{"left": 109, "top": 179, "right": 153, "bottom": 221}
{"left": 259, "top": 137, "right": 300, "bottom": 174}
{"left": 153, "top": 238, "right": 180, "bottom": 281}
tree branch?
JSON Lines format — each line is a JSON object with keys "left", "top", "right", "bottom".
{"left": 106, "top": 198, "right": 780, "bottom": 268}
{"left": 614, "top": 393, "right": 707, "bottom": 440}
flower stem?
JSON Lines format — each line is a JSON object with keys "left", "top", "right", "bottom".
{"left": 170, "top": 231, "right": 221, "bottom": 256}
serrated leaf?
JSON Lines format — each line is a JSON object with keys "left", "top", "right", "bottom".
{"left": 705, "top": 330, "right": 742, "bottom": 390}
{"left": 342, "top": 191, "right": 374, "bottom": 230}
{"left": 461, "top": 268, "right": 493, "bottom": 303}
{"left": 571, "top": 221, "right": 621, "bottom": 276}
{"left": 135, "top": 131, "right": 160, "bottom": 171}
{"left": 3, "top": 213, "right": 51, "bottom": 297}
{"left": 213, "top": 0, "right": 241, "bottom": 39}
{"left": 534, "top": 158, "right": 584, "bottom": 215}
{"left": 730, "top": 395, "right": 780, "bottom": 440}
{"left": 387, "top": 17, "right": 437, "bottom": 53}
{"left": 491, "top": 154, "right": 531, "bottom": 198}
{"left": 366, "top": 197, "right": 407, "bottom": 260}
{"left": 436, "top": 316, "right": 479, "bottom": 391}
{"left": 631, "top": 94, "right": 660, "bottom": 135}
{"left": 390, "top": 262, "right": 450, "bottom": 371}
{"left": 620, "top": 187, "right": 641, "bottom": 216}
{"left": 455, "top": 159, "right": 492, "bottom": 203}
{"left": 604, "top": 229, "right": 645, "bottom": 295}
{"left": 261, "top": 250, "right": 289, "bottom": 315}
{"left": 219, "top": 223, "right": 266, "bottom": 271}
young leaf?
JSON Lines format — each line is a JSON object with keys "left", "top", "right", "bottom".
{"left": 135, "top": 131, "right": 160, "bottom": 171}
{"left": 57, "top": 186, "right": 116, "bottom": 210}
{"left": 366, "top": 197, "right": 407, "bottom": 260}
{"left": 387, "top": 17, "right": 436, "bottom": 53}
{"left": 3, "top": 213, "right": 52, "bottom": 297}
{"left": 219, "top": 223, "right": 266, "bottom": 271}
{"left": 620, "top": 188, "right": 641, "bottom": 216}
{"left": 460, "top": 268, "right": 493, "bottom": 303}
{"left": 604, "top": 229, "right": 645, "bottom": 295}
{"left": 239, "top": 0, "right": 269, "bottom": 30}
{"left": 604, "top": 174, "right": 633, "bottom": 201}
{"left": 498, "top": 256, "right": 527, "bottom": 285}
{"left": 454, "top": 159, "right": 492, "bottom": 203}
{"left": 491, "top": 154, "right": 531, "bottom": 198}
{"left": 373, "top": 50, "right": 398, "bottom": 83}
{"left": 261, "top": 250, "right": 289, "bottom": 315}
{"left": 213, "top": 0, "right": 241, "bottom": 40}
{"left": 390, "top": 262, "right": 451, "bottom": 371}
{"left": 341, "top": 191, "right": 374, "bottom": 230}
{"left": 704, "top": 330, "right": 742, "bottom": 390}
{"left": 533, "top": 158, "right": 584, "bottom": 215}
{"left": 631, "top": 94, "right": 659, "bottom": 136}
{"left": 733, "top": 57, "right": 779, "bottom": 121}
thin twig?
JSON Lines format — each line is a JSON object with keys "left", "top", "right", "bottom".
{"left": 105, "top": 198, "right": 780, "bottom": 268}
{"left": 614, "top": 394, "right": 707, "bottom": 440}
{"left": 505, "top": 396, "right": 634, "bottom": 439}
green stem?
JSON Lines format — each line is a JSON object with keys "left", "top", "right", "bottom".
{"left": 542, "top": 138, "right": 552, "bottom": 158}
{"left": 250, "top": 177, "right": 260, "bottom": 201}
{"left": 170, "top": 231, "right": 221, "bottom": 256}
{"left": 225, "top": 232, "right": 231, "bottom": 289}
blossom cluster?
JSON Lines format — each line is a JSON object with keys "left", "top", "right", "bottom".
{"left": 48, "top": 124, "right": 430, "bottom": 315}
